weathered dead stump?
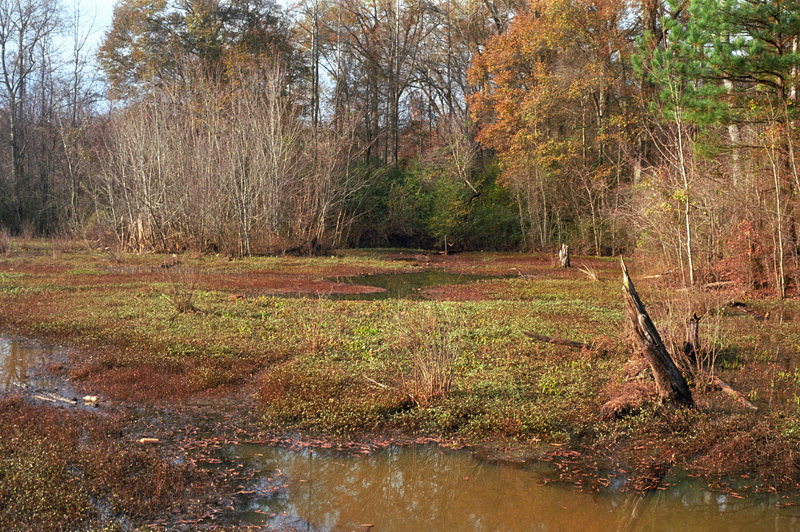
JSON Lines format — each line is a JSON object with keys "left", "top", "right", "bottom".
{"left": 683, "top": 313, "right": 701, "bottom": 365}
{"left": 621, "top": 259, "right": 694, "bottom": 407}
{"left": 558, "top": 244, "right": 570, "bottom": 268}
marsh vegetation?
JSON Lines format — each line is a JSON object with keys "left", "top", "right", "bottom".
{"left": 1, "top": 241, "right": 800, "bottom": 529}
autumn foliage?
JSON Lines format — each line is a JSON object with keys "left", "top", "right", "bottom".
{"left": 469, "top": 0, "right": 638, "bottom": 253}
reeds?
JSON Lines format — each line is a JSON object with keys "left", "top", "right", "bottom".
{"left": 399, "top": 308, "right": 461, "bottom": 406}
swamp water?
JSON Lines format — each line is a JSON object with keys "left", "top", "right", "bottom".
{"left": 0, "top": 336, "right": 64, "bottom": 392}
{"left": 213, "top": 442, "right": 800, "bottom": 532}
{"left": 328, "top": 271, "right": 508, "bottom": 300}
{"left": 2, "top": 336, "right": 800, "bottom": 532}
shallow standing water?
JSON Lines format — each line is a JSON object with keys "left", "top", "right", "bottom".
{"left": 214, "top": 443, "right": 800, "bottom": 532}
{"left": 329, "top": 271, "right": 507, "bottom": 300}
{"left": 0, "top": 336, "right": 63, "bottom": 392}
{"left": 3, "top": 335, "right": 800, "bottom": 531}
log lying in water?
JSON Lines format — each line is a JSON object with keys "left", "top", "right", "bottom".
{"left": 701, "top": 370, "right": 758, "bottom": 410}
{"left": 682, "top": 315, "right": 757, "bottom": 411}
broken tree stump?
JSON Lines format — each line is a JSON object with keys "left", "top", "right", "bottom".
{"left": 558, "top": 244, "right": 570, "bottom": 268}
{"left": 621, "top": 259, "right": 694, "bottom": 407}
{"left": 683, "top": 313, "right": 701, "bottom": 365}
{"left": 681, "top": 314, "right": 758, "bottom": 410}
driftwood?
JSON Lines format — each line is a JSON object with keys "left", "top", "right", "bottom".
{"left": 523, "top": 331, "right": 593, "bottom": 351}
{"left": 33, "top": 393, "right": 77, "bottom": 405}
{"left": 621, "top": 259, "right": 694, "bottom": 407}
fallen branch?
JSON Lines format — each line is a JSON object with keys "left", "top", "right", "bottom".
{"left": 511, "top": 267, "right": 531, "bottom": 280}
{"left": 702, "top": 281, "right": 735, "bottom": 290}
{"left": 364, "top": 375, "right": 395, "bottom": 390}
{"left": 523, "top": 331, "right": 593, "bottom": 350}
{"left": 683, "top": 314, "right": 757, "bottom": 410}
{"left": 33, "top": 393, "right": 77, "bottom": 405}
{"left": 699, "top": 370, "right": 758, "bottom": 411}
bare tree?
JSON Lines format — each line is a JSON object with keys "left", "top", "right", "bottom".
{"left": 0, "top": 0, "right": 60, "bottom": 229}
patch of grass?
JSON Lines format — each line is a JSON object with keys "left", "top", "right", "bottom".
{"left": 259, "top": 362, "right": 408, "bottom": 435}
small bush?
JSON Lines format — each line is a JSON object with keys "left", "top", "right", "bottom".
{"left": 397, "top": 307, "right": 462, "bottom": 407}
{"left": 162, "top": 264, "right": 198, "bottom": 313}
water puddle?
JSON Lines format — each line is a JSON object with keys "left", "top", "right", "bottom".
{"left": 0, "top": 336, "right": 64, "bottom": 392}
{"left": 208, "top": 443, "right": 800, "bottom": 531}
{"left": 328, "top": 271, "right": 507, "bottom": 300}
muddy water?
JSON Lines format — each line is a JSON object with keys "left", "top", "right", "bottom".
{"left": 0, "top": 336, "right": 63, "bottom": 391}
{"left": 217, "top": 443, "right": 800, "bottom": 532}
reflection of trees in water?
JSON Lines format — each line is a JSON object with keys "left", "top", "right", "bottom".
{"left": 0, "top": 338, "right": 55, "bottom": 391}
{"left": 619, "top": 488, "right": 798, "bottom": 532}
{"left": 227, "top": 443, "right": 800, "bottom": 532}
{"left": 288, "top": 446, "right": 620, "bottom": 532}
{"left": 0, "top": 339, "right": 28, "bottom": 389}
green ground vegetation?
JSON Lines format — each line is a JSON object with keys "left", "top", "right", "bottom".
{"left": 1, "top": 239, "right": 800, "bottom": 499}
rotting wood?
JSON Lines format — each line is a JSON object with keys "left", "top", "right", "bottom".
{"left": 621, "top": 258, "right": 694, "bottom": 407}
{"left": 523, "top": 331, "right": 593, "bottom": 351}
{"left": 702, "top": 281, "right": 735, "bottom": 290}
{"left": 683, "top": 313, "right": 702, "bottom": 364}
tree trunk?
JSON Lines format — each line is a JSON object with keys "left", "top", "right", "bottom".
{"left": 621, "top": 259, "right": 694, "bottom": 407}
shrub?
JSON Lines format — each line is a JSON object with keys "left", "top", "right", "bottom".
{"left": 397, "top": 307, "right": 462, "bottom": 407}
{"left": 162, "top": 264, "right": 198, "bottom": 313}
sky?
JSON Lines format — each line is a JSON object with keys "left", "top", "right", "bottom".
{"left": 76, "top": 0, "right": 115, "bottom": 52}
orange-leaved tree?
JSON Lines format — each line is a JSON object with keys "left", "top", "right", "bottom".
{"left": 468, "top": 0, "right": 638, "bottom": 253}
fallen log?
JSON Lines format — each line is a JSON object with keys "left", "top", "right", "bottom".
{"left": 702, "top": 371, "right": 758, "bottom": 410}
{"left": 621, "top": 259, "right": 694, "bottom": 407}
{"left": 522, "top": 332, "right": 593, "bottom": 351}
{"left": 33, "top": 393, "right": 77, "bottom": 405}
{"left": 681, "top": 315, "right": 757, "bottom": 410}
{"left": 702, "top": 281, "right": 735, "bottom": 290}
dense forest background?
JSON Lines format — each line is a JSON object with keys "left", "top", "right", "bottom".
{"left": 0, "top": 0, "right": 798, "bottom": 294}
